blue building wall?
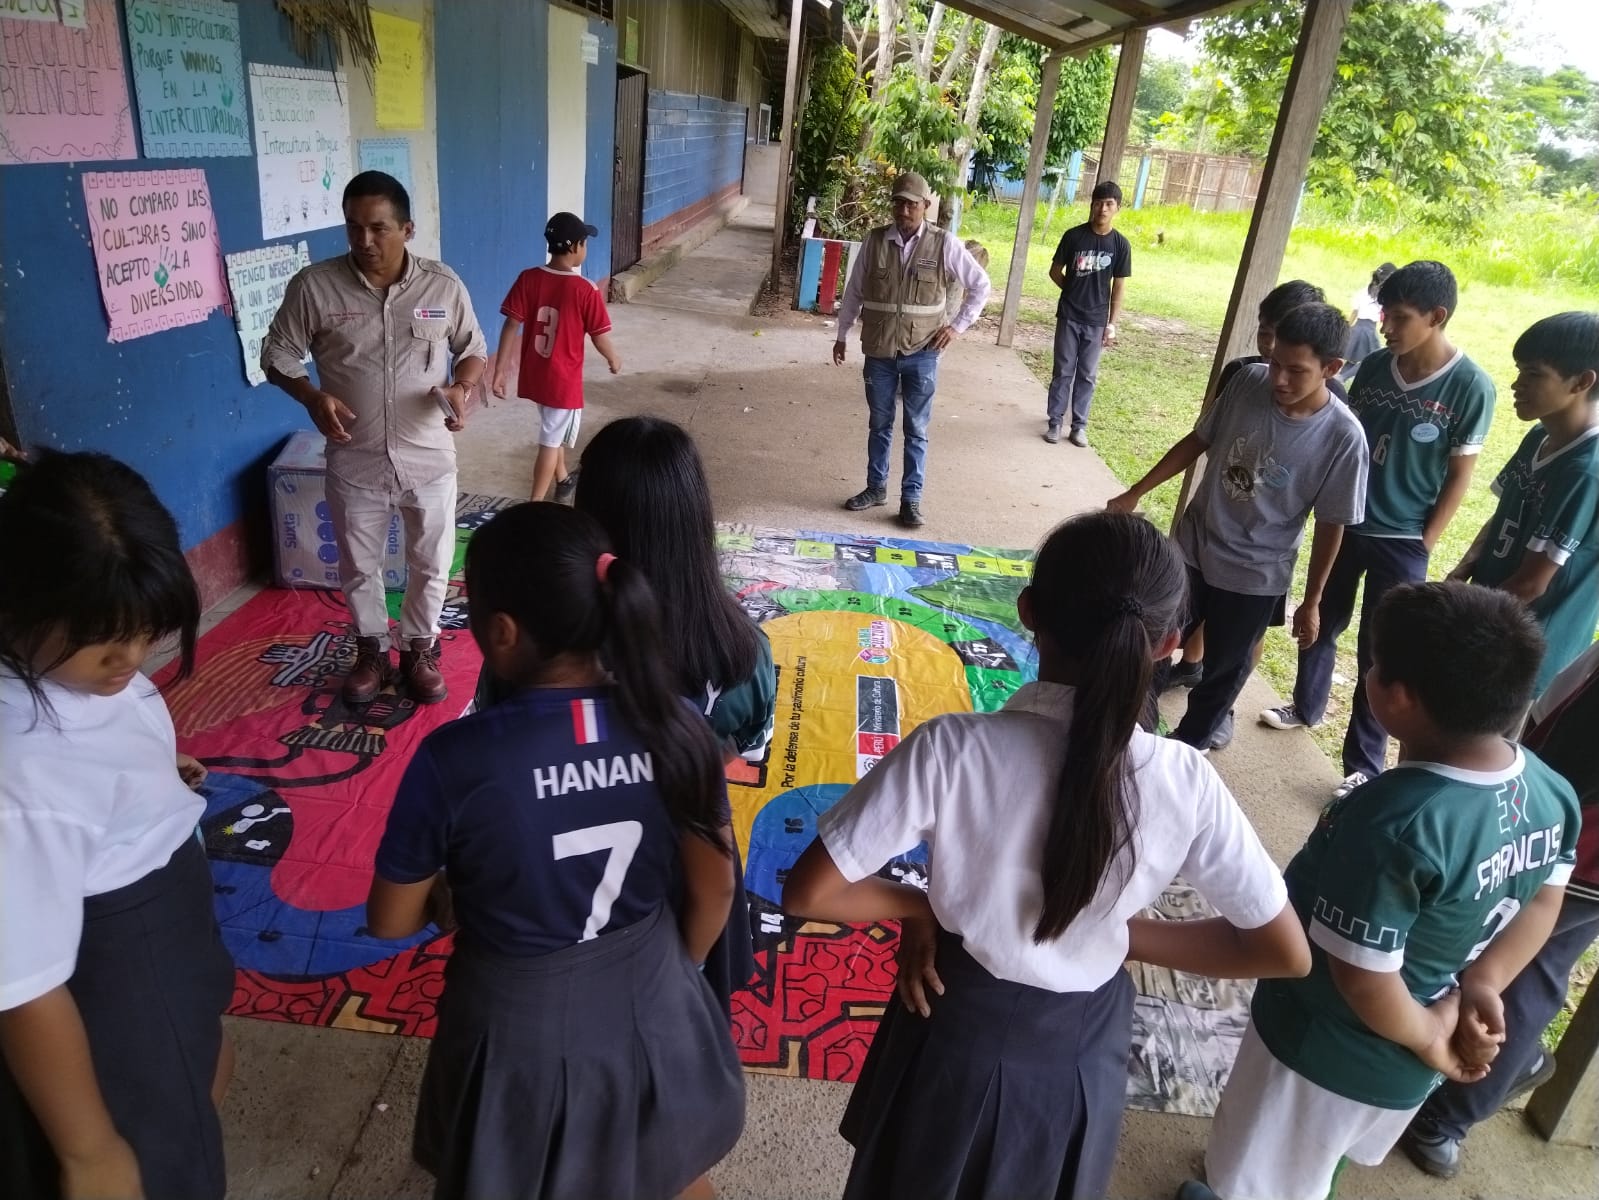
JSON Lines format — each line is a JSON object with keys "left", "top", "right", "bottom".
{"left": 0, "top": 2, "right": 344, "bottom": 585}
{"left": 642, "top": 92, "right": 747, "bottom": 229}
{"left": 435, "top": 0, "right": 549, "bottom": 326}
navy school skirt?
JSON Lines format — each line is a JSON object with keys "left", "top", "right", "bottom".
{"left": 415, "top": 903, "right": 746, "bottom": 1200}
{"left": 840, "top": 929, "right": 1136, "bottom": 1200}
{"left": 0, "top": 836, "right": 234, "bottom": 1200}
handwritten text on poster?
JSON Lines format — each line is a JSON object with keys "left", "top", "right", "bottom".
{"left": 357, "top": 136, "right": 411, "bottom": 196}
{"left": 0, "top": 0, "right": 135, "bottom": 163}
{"left": 83, "top": 168, "right": 230, "bottom": 342}
{"left": 126, "top": 0, "right": 249, "bottom": 157}
{"left": 226, "top": 240, "right": 309, "bottom": 386}
{"left": 248, "top": 62, "right": 351, "bottom": 238}
{"left": 370, "top": 9, "right": 421, "bottom": 130}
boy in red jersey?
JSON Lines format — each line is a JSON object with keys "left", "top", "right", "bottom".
{"left": 491, "top": 212, "right": 621, "bottom": 502}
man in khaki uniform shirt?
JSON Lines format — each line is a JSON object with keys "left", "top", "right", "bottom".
{"left": 263, "top": 171, "right": 487, "bottom": 705}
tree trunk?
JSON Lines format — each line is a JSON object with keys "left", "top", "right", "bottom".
{"left": 869, "top": 0, "right": 900, "bottom": 99}
{"left": 847, "top": 0, "right": 875, "bottom": 82}
{"left": 937, "top": 14, "right": 969, "bottom": 87}
{"left": 951, "top": 23, "right": 1003, "bottom": 192}
{"left": 917, "top": 3, "right": 945, "bottom": 82}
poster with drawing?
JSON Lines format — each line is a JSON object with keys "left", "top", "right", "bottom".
{"left": 82, "top": 168, "right": 229, "bottom": 342}
{"left": 0, "top": 0, "right": 136, "bottom": 164}
{"left": 357, "top": 137, "right": 412, "bottom": 197}
{"left": 225, "top": 240, "right": 310, "bottom": 386}
{"left": 248, "top": 62, "right": 351, "bottom": 238}
{"left": 125, "top": 0, "right": 250, "bottom": 157}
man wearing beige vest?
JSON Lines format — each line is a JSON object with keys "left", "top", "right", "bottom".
{"left": 832, "top": 171, "right": 991, "bottom": 527}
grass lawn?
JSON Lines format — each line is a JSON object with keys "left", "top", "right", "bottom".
{"left": 963, "top": 199, "right": 1599, "bottom": 766}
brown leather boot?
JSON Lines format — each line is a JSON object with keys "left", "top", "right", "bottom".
{"left": 400, "top": 638, "right": 447, "bottom": 705}
{"left": 343, "top": 636, "right": 391, "bottom": 704}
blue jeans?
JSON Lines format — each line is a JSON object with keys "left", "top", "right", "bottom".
{"left": 1046, "top": 319, "right": 1105, "bottom": 432}
{"left": 1292, "top": 532, "right": 1430, "bottom": 778}
{"left": 863, "top": 349, "right": 939, "bottom": 501}
{"left": 1414, "top": 892, "right": 1599, "bottom": 1142}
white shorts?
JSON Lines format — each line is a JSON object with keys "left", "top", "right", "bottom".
{"left": 529, "top": 402, "right": 582, "bottom": 449}
{"left": 1205, "top": 1023, "right": 1422, "bottom": 1200}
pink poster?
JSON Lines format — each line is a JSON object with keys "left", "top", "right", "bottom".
{"left": 83, "top": 168, "right": 230, "bottom": 342}
{"left": 0, "top": 0, "right": 137, "bottom": 164}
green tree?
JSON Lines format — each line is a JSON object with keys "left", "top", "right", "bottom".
{"left": 976, "top": 38, "right": 1114, "bottom": 179}
{"left": 1132, "top": 55, "right": 1190, "bottom": 143}
{"left": 1190, "top": 0, "right": 1528, "bottom": 232}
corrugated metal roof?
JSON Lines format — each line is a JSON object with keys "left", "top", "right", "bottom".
{"left": 719, "top": 0, "right": 1246, "bottom": 53}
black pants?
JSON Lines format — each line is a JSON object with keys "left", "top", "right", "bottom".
{"left": 1172, "top": 567, "right": 1281, "bottom": 748}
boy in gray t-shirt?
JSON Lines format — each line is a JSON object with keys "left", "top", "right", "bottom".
{"left": 1110, "top": 302, "right": 1369, "bottom": 750}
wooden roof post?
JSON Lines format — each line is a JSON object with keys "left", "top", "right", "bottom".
{"left": 1097, "top": 29, "right": 1146, "bottom": 194}
{"left": 772, "top": 0, "right": 806, "bottom": 288}
{"left": 996, "top": 50, "right": 1064, "bottom": 348}
{"left": 1170, "top": 0, "right": 1354, "bottom": 528}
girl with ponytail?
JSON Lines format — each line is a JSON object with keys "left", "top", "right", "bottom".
{"left": 783, "top": 510, "right": 1310, "bottom": 1199}
{"left": 367, "top": 502, "right": 743, "bottom": 1200}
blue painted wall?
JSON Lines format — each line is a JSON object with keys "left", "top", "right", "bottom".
{"left": 435, "top": 0, "right": 549, "bottom": 328}
{"left": 582, "top": 16, "right": 617, "bottom": 282}
{"left": 642, "top": 92, "right": 747, "bottom": 228}
{"left": 0, "top": 1, "right": 345, "bottom": 562}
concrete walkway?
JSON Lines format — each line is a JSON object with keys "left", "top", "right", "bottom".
{"left": 210, "top": 228, "right": 1598, "bottom": 1199}
{"left": 627, "top": 201, "right": 776, "bottom": 319}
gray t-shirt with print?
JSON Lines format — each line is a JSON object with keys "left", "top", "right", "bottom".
{"left": 1175, "top": 364, "right": 1369, "bottom": 596}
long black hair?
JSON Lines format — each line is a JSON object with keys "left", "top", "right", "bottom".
{"left": 575, "top": 417, "right": 759, "bottom": 695}
{"left": 0, "top": 450, "right": 199, "bottom": 714}
{"left": 1028, "top": 511, "right": 1188, "bottom": 942}
{"left": 464, "top": 501, "right": 727, "bottom": 846}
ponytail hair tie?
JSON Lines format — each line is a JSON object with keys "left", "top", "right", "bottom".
{"left": 595, "top": 552, "right": 616, "bottom": 584}
{"left": 1112, "top": 595, "right": 1144, "bottom": 618}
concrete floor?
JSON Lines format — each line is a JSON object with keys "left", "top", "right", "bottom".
{"left": 211, "top": 230, "right": 1598, "bottom": 1198}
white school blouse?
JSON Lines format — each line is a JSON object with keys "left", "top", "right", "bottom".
{"left": 0, "top": 673, "right": 202, "bottom": 1010}
{"left": 819, "top": 681, "right": 1289, "bottom": 993}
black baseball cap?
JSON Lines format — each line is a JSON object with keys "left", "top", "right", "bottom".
{"left": 546, "top": 211, "right": 598, "bottom": 251}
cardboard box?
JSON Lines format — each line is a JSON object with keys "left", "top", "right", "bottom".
{"left": 269, "top": 431, "right": 406, "bottom": 591}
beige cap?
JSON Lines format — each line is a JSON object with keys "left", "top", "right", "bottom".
{"left": 891, "top": 171, "right": 933, "bottom": 202}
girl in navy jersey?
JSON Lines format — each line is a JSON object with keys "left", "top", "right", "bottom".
{"left": 784, "top": 511, "right": 1311, "bottom": 1200}
{"left": 475, "top": 416, "right": 774, "bottom": 1012}
{"left": 0, "top": 452, "right": 233, "bottom": 1200}
{"left": 369, "top": 502, "right": 744, "bottom": 1200}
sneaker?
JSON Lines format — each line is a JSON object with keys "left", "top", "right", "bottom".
{"left": 844, "top": 487, "right": 888, "bottom": 511}
{"left": 1207, "top": 709, "right": 1236, "bottom": 751}
{"left": 1260, "top": 703, "right": 1321, "bottom": 730}
{"left": 400, "top": 638, "right": 447, "bottom": 705}
{"left": 897, "top": 499, "right": 925, "bottom": 528}
{"left": 1333, "top": 770, "right": 1370, "bottom": 800}
{"left": 553, "top": 467, "right": 580, "bottom": 505}
{"left": 1068, "top": 427, "right": 1089, "bottom": 448}
{"left": 1165, "top": 659, "right": 1204, "bottom": 691}
{"left": 1044, "top": 422, "right": 1062, "bottom": 444}
{"left": 1400, "top": 1053, "right": 1557, "bottom": 1181}
{"left": 1399, "top": 1122, "right": 1461, "bottom": 1180}
{"left": 342, "top": 636, "right": 392, "bottom": 705}
{"left": 1175, "top": 1182, "right": 1220, "bottom": 1200}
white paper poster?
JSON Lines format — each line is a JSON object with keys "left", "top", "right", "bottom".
{"left": 248, "top": 63, "right": 351, "bottom": 238}
{"left": 225, "top": 240, "right": 310, "bottom": 385}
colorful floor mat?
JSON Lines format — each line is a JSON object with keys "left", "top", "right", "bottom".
{"left": 158, "top": 502, "right": 1252, "bottom": 1116}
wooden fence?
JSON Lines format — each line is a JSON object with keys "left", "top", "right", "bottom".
{"left": 989, "top": 146, "right": 1264, "bottom": 213}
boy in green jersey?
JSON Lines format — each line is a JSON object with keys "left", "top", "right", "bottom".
{"left": 1180, "top": 582, "right": 1579, "bottom": 1200}
{"left": 1452, "top": 311, "right": 1599, "bottom": 694}
{"left": 1262, "top": 262, "right": 1495, "bottom": 804}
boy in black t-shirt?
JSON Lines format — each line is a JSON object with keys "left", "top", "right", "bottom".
{"left": 1045, "top": 180, "right": 1132, "bottom": 447}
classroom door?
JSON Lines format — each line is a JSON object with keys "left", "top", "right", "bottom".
{"left": 612, "top": 68, "right": 646, "bottom": 276}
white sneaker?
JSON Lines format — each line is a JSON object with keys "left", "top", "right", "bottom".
{"left": 1260, "top": 703, "right": 1320, "bottom": 730}
{"left": 1333, "top": 771, "right": 1370, "bottom": 800}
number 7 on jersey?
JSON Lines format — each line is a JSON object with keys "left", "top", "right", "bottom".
{"left": 553, "top": 820, "right": 643, "bottom": 941}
